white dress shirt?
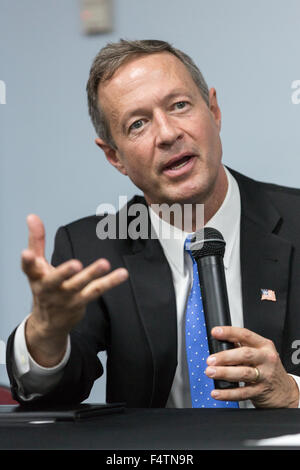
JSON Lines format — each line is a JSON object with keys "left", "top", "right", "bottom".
{"left": 12, "top": 166, "right": 300, "bottom": 406}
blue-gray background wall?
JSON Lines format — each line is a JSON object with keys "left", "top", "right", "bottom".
{"left": 0, "top": 0, "right": 299, "bottom": 402}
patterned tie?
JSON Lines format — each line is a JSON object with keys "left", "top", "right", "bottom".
{"left": 185, "top": 236, "right": 239, "bottom": 408}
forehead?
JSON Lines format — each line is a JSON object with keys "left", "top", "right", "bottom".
{"left": 98, "top": 52, "right": 199, "bottom": 123}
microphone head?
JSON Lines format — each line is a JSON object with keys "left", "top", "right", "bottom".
{"left": 189, "top": 227, "right": 226, "bottom": 259}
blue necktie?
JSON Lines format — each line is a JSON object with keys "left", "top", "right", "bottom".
{"left": 185, "top": 236, "right": 239, "bottom": 408}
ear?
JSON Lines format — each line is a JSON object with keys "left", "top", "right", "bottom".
{"left": 95, "top": 138, "right": 128, "bottom": 176}
{"left": 208, "top": 88, "right": 221, "bottom": 132}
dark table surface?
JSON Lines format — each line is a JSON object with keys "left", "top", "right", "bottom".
{"left": 1, "top": 407, "right": 300, "bottom": 451}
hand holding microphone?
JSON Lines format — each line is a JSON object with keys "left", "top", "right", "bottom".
{"left": 189, "top": 228, "right": 299, "bottom": 407}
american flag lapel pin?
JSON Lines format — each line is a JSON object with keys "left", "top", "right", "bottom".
{"left": 261, "top": 288, "right": 277, "bottom": 302}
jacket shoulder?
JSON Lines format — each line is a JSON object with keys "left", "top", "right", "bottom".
{"left": 229, "top": 167, "right": 300, "bottom": 237}
{"left": 63, "top": 194, "right": 146, "bottom": 235}
{"left": 259, "top": 180, "right": 300, "bottom": 198}
{"left": 64, "top": 214, "right": 100, "bottom": 233}
{"left": 258, "top": 181, "right": 300, "bottom": 231}
{"left": 229, "top": 167, "right": 300, "bottom": 203}
{"left": 55, "top": 195, "right": 146, "bottom": 264}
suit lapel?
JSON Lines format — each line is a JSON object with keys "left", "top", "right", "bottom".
{"left": 232, "top": 170, "right": 292, "bottom": 354}
{"left": 122, "top": 212, "right": 177, "bottom": 407}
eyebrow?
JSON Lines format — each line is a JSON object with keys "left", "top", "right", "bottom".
{"left": 120, "top": 89, "right": 194, "bottom": 132}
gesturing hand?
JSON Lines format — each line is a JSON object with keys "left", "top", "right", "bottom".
{"left": 21, "top": 214, "right": 129, "bottom": 367}
{"left": 205, "top": 326, "right": 299, "bottom": 408}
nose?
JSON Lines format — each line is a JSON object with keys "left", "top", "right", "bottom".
{"left": 154, "top": 111, "right": 183, "bottom": 147}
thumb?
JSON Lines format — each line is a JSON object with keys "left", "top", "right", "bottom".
{"left": 27, "top": 214, "right": 46, "bottom": 258}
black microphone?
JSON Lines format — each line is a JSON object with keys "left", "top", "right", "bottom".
{"left": 189, "top": 227, "right": 238, "bottom": 390}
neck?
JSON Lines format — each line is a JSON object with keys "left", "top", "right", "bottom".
{"left": 202, "top": 165, "right": 228, "bottom": 226}
{"left": 149, "top": 165, "right": 228, "bottom": 233}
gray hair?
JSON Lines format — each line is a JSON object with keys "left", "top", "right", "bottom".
{"left": 86, "top": 39, "right": 209, "bottom": 148}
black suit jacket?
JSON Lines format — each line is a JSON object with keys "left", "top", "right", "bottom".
{"left": 6, "top": 168, "right": 300, "bottom": 407}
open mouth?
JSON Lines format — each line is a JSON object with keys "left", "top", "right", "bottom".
{"left": 164, "top": 155, "right": 195, "bottom": 173}
{"left": 167, "top": 155, "right": 192, "bottom": 170}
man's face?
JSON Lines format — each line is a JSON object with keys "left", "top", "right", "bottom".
{"left": 96, "top": 52, "right": 224, "bottom": 206}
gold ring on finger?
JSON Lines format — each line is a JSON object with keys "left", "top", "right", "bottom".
{"left": 252, "top": 366, "right": 261, "bottom": 383}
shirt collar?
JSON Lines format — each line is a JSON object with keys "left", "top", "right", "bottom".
{"left": 149, "top": 166, "right": 241, "bottom": 275}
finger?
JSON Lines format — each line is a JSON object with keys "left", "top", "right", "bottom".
{"left": 207, "top": 345, "right": 263, "bottom": 367}
{"left": 61, "top": 259, "right": 111, "bottom": 292}
{"left": 211, "top": 383, "right": 260, "bottom": 402}
{"left": 205, "top": 364, "right": 261, "bottom": 384}
{"left": 211, "top": 326, "right": 268, "bottom": 348}
{"left": 27, "top": 214, "right": 46, "bottom": 258}
{"left": 41, "top": 259, "right": 84, "bottom": 291}
{"left": 21, "top": 249, "right": 45, "bottom": 281}
{"left": 78, "top": 267, "right": 129, "bottom": 303}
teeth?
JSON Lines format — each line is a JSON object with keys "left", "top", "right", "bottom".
{"left": 171, "top": 160, "right": 188, "bottom": 170}
{"left": 170, "top": 156, "right": 192, "bottom": 170}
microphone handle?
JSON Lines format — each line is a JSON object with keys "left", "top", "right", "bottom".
{"left": 196, "top": 255, "right": 238, "bottom": 390}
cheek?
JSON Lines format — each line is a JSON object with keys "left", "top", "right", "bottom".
{"left": 121, "top": 153, "right": 152, "bottom": 185}
{"left": 192, "top": 121, "right": 221, "bottom": 157}
{"left": 124, "top": 143, "right": 153, "bottom": 173}
{"left": 188, "top": 110, "right": 219, "bottom": 139}
{"left": 193, "top": 120, "right": 214, "bottom": 141}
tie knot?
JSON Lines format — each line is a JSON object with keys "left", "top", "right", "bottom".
{"left": 184, "top": 234, "right": 195, "bottom": 260}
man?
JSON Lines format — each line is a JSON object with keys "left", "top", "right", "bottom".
{"left": 6, "top": 39, "right": 300, "bottom": 408}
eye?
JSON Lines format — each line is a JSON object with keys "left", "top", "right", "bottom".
{"left": 129, "top": 119, "right": 144, "bottom": 133}
{"left": 175, "top": 101, "right": 188, "bottom": 110}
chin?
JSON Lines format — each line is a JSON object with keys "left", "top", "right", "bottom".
{"left": 169, "top": 181, "right": 211, "bottom": 205}
{"left": 160, "top": 191, "right": 203, "bottom": 206}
